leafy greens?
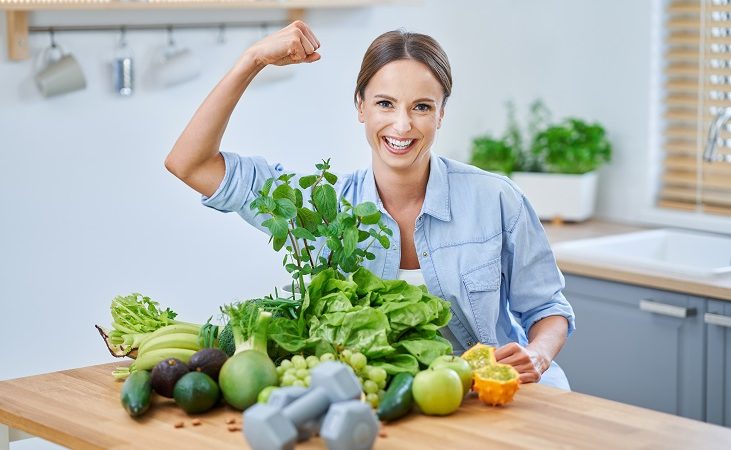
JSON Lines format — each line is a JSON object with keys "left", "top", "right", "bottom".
{"left": 267, "top": 267, "right": 453, "bottom": 375}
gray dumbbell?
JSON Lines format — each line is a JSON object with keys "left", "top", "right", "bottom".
{"left": 266, "top": 386, "right": 317, "bottom": 441}
{"left": 243, "top": 361, "right": 361, "bottom": 450}
{"left": 267, "top": 386, "right": 308, "bottom": 409}
{"left": 321, "top": 400, "right": 379, "bottom": 450}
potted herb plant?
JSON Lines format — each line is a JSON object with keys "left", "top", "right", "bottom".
{"left": 469, "top": 101, "right": 612, "bottom": 222}
{"left": 512, "top": 117, "right": 611, "bottom": 222}
{"left": 470, "top": 102, "right": 523, "bottom": 176}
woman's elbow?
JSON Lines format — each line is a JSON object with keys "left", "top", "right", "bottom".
{"left": 165, "top": 152, "right": 189, "bottom": 179}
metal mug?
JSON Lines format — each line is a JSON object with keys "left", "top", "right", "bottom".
{"left": 112, "top": 29, "right": 134, "bottom": 96}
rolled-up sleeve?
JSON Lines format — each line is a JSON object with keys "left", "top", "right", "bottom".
{"left": 504, "top": 195, "right": 576, "bottom": 337}
{"left": 201, "top": 152, "right": 284, "bottom": 234}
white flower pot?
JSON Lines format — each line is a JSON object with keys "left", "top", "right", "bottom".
{"left": 510, "top": 171, "right": 598, "bottom": 222}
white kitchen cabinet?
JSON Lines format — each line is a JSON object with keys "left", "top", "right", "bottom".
{"left": 555, "top": 274, "right": 707, "bottom": 421}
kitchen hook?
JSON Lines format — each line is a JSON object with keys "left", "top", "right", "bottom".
{"left": 48, "top": 28, "right": 57, "bottom": 48}
{"left": 216, "top": 24, "right": 227, "bottom": 45}
{"left": 166, "top": 26, "right": 176, "bottom": 48}
{"left": 117, "top": 27, "right": 128, "bottom": 48}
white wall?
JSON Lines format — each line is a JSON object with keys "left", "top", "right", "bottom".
{"left": 0, "top": 0, "right": 654, "bottom": 386}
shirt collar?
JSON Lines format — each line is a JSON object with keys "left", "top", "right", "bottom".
{"left": 362, "top": 153, "right": 452, "bottom": 222}
{"left": 422, "top": 154, "right": 452, "bottom": 222}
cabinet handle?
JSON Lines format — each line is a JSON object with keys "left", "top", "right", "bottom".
{"left": 639, "top": 299, "right": 696, "bottom": 318}
{"left": 704, "top": 313, "right": 731, "bottom": 328}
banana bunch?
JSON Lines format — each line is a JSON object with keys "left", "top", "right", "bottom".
{"left": 111, "top": 319, "right": 222, "bottom": 379}
{"left": 132, "top": 323, "right": 202, "bottom": 370}
{"left": 113, "top": 324, "right": 201, "bottom": 379}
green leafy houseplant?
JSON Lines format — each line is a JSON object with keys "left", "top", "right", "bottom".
{"left": 470, "top": 101, "right": 523, "bottom": 176}
{"left": 470, "top": 100, "right": 550, "bottom": 175}
{"left": 470, "top": 137, "right": 517, "bottom": 175}
{"left": 469, "top": 100, "right": 611, "bottom": 175}
{"left": 249, "top": 159, "right": 393, "bottom": 298}
{"left": 530, "top": 118, "right": 611, "bottom": 174}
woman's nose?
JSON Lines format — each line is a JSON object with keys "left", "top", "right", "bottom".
{"left": 393, "top": 108, "right": 412, "bottom": 135}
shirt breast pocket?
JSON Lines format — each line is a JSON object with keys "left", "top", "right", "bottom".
{"left": 461, "top": 257, "right": 501, "bottom": 345}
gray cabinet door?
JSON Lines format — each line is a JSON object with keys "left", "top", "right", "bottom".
{"left": 706, "top": 300, "right": 731, "bottom": 427}
{"left": 555, "top": 275, "right": 706, "bottom": 420}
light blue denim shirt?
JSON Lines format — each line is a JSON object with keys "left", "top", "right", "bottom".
{"left": 202, "top": 152, "right": 576, "bottom": 386}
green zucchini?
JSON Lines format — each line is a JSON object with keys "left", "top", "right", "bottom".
{"left": 121, "top": 370, "right": 152, "bottom": 417}
{"left": 377, "top": 372, "right": 414, "bottom": 422}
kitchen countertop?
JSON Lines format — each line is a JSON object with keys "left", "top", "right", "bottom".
{"left": 1, "top": 363, "right": 730, "bottom": 449}
{"left": 542, "top": 220, "right": 731, "bottom": 301}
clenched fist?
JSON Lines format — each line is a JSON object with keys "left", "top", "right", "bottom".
{"left": 245, "top": 20, "right": 321, "bottom": 67}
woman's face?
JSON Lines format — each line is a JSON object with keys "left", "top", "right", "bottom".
{"left": 358, "top": 59, "right": 445, "bottom": 175}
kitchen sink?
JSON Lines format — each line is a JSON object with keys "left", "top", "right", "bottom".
{"left": 552, "top": 228, "right": 731, "bottom": 278}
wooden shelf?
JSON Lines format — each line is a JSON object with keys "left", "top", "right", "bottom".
{"left": 2, "top": 0, "right": 407, "bottom": 60}
{"left": 0, "top": 0, "right": 394, "bottom": 12}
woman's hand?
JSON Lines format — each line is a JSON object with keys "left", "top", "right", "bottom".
{"left": 494, "top": 342, "right": 549, "bottom": 384}
{"left": 245, "top": 21, "right": 321, "bottom": 67}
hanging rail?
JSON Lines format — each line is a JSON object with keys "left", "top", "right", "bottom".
{"left": 27, "top": 20, "right": 289, "bottom": 33}
{"left": 2, "top": 3, "right": 311, "bottom": 61}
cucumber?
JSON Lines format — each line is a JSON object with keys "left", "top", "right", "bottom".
{"left": 376, "top": 372, "right": 414, "bottom": 422}
{"left": 121, "top": 370, "right": 152, "bottom": 417}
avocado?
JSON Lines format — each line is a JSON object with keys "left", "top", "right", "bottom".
{"left": 188, "top": 348, "right": 228, "bottom": 381}
{"left": 150, "top": 358, "right": 189, "bottom": 398}
{"left": 173, "top": 371, "right": 220, "bottom": 414}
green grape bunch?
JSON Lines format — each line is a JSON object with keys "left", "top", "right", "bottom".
{"left": 274, "top": 350, "right": 388, "bottom": 409}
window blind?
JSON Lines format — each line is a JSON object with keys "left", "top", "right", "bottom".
{"left": 660, "top": 0, "right": 731, "bottom": 216}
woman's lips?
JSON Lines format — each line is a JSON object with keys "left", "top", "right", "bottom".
{"left": 382, "top": 136, "right": 417, "bottom": 155}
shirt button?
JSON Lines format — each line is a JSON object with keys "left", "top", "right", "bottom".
{"left": 466, "top": 340, "right": 474, "bottom": 347}
{"left": 422, "top": 251, "right": 429, "bottom": 257}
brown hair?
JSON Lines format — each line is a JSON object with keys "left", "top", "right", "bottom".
{"left": 354, "top": 30, "right": 452, "bottom": 108}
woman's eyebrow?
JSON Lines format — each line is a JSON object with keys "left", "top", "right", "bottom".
{"left": 374, "top": 94, "right": 397, "bottom": 101}
{"left": 374, "top": 94, "right": 436, "bottom": 104}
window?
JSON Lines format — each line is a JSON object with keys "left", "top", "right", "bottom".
{"left": 660, "top": 0, "right": 731, "bottom": 216}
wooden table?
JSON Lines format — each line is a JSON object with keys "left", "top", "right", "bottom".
{"left": 1, "top": 363, "right": 730, "bottom": 449}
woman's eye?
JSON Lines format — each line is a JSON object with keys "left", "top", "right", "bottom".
{"left": 415, "top": 103, "right": 432, "bottom": 112}
{"left": 376, "top": 100, "right": 392, "bottom": 108}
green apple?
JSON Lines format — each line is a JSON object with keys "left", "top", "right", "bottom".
{"left": 412, "top": 368, "right": 464, "bottom": 416}
{"left": 429, "top": 355, "right": 473, "bottom": 395}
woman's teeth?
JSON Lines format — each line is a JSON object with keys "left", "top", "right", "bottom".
{"left": 384, "top": 137, "right": 415, "bottom": 153}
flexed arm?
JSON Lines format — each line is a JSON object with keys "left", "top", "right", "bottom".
{"left": 165, "top": 21, "right": 321, "bottom": 197}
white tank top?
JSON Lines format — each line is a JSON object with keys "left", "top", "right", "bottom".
{"left": 397, "top": 268, "right": 461, "bottom": 353}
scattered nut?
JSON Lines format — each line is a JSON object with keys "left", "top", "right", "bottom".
{"left": 225, "top": 417, "right": 237, "bottom": 424}
{"left": 227, "top": 424, "right": 242, "bottom": 432}
{"left": 191, "top": 419, "right": 202, "bottom": 426}
{"left": 174, "top": 421, "right": 184, "bottom": 429}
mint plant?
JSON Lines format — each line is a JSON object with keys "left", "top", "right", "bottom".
{"left": 249, "top": 159, "right": 393, "bottom": 298}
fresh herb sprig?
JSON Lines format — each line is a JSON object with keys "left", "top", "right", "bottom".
{"left": 249, "top": 159, "right": 393, "bottom": 297}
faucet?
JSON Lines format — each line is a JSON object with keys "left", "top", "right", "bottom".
{"left": 704, "top": 108, "right": 731, "bottom": 163}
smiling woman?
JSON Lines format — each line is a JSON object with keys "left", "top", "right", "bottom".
{"left": 354, "top": 30, "right": 450, "bottom": 178}
{"left": 164, "top": 21, "right": 576, "bottom": 389}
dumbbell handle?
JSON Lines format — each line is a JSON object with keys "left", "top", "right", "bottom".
{"left": 283, "top": 387, "right": 330, "bottom": 427}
